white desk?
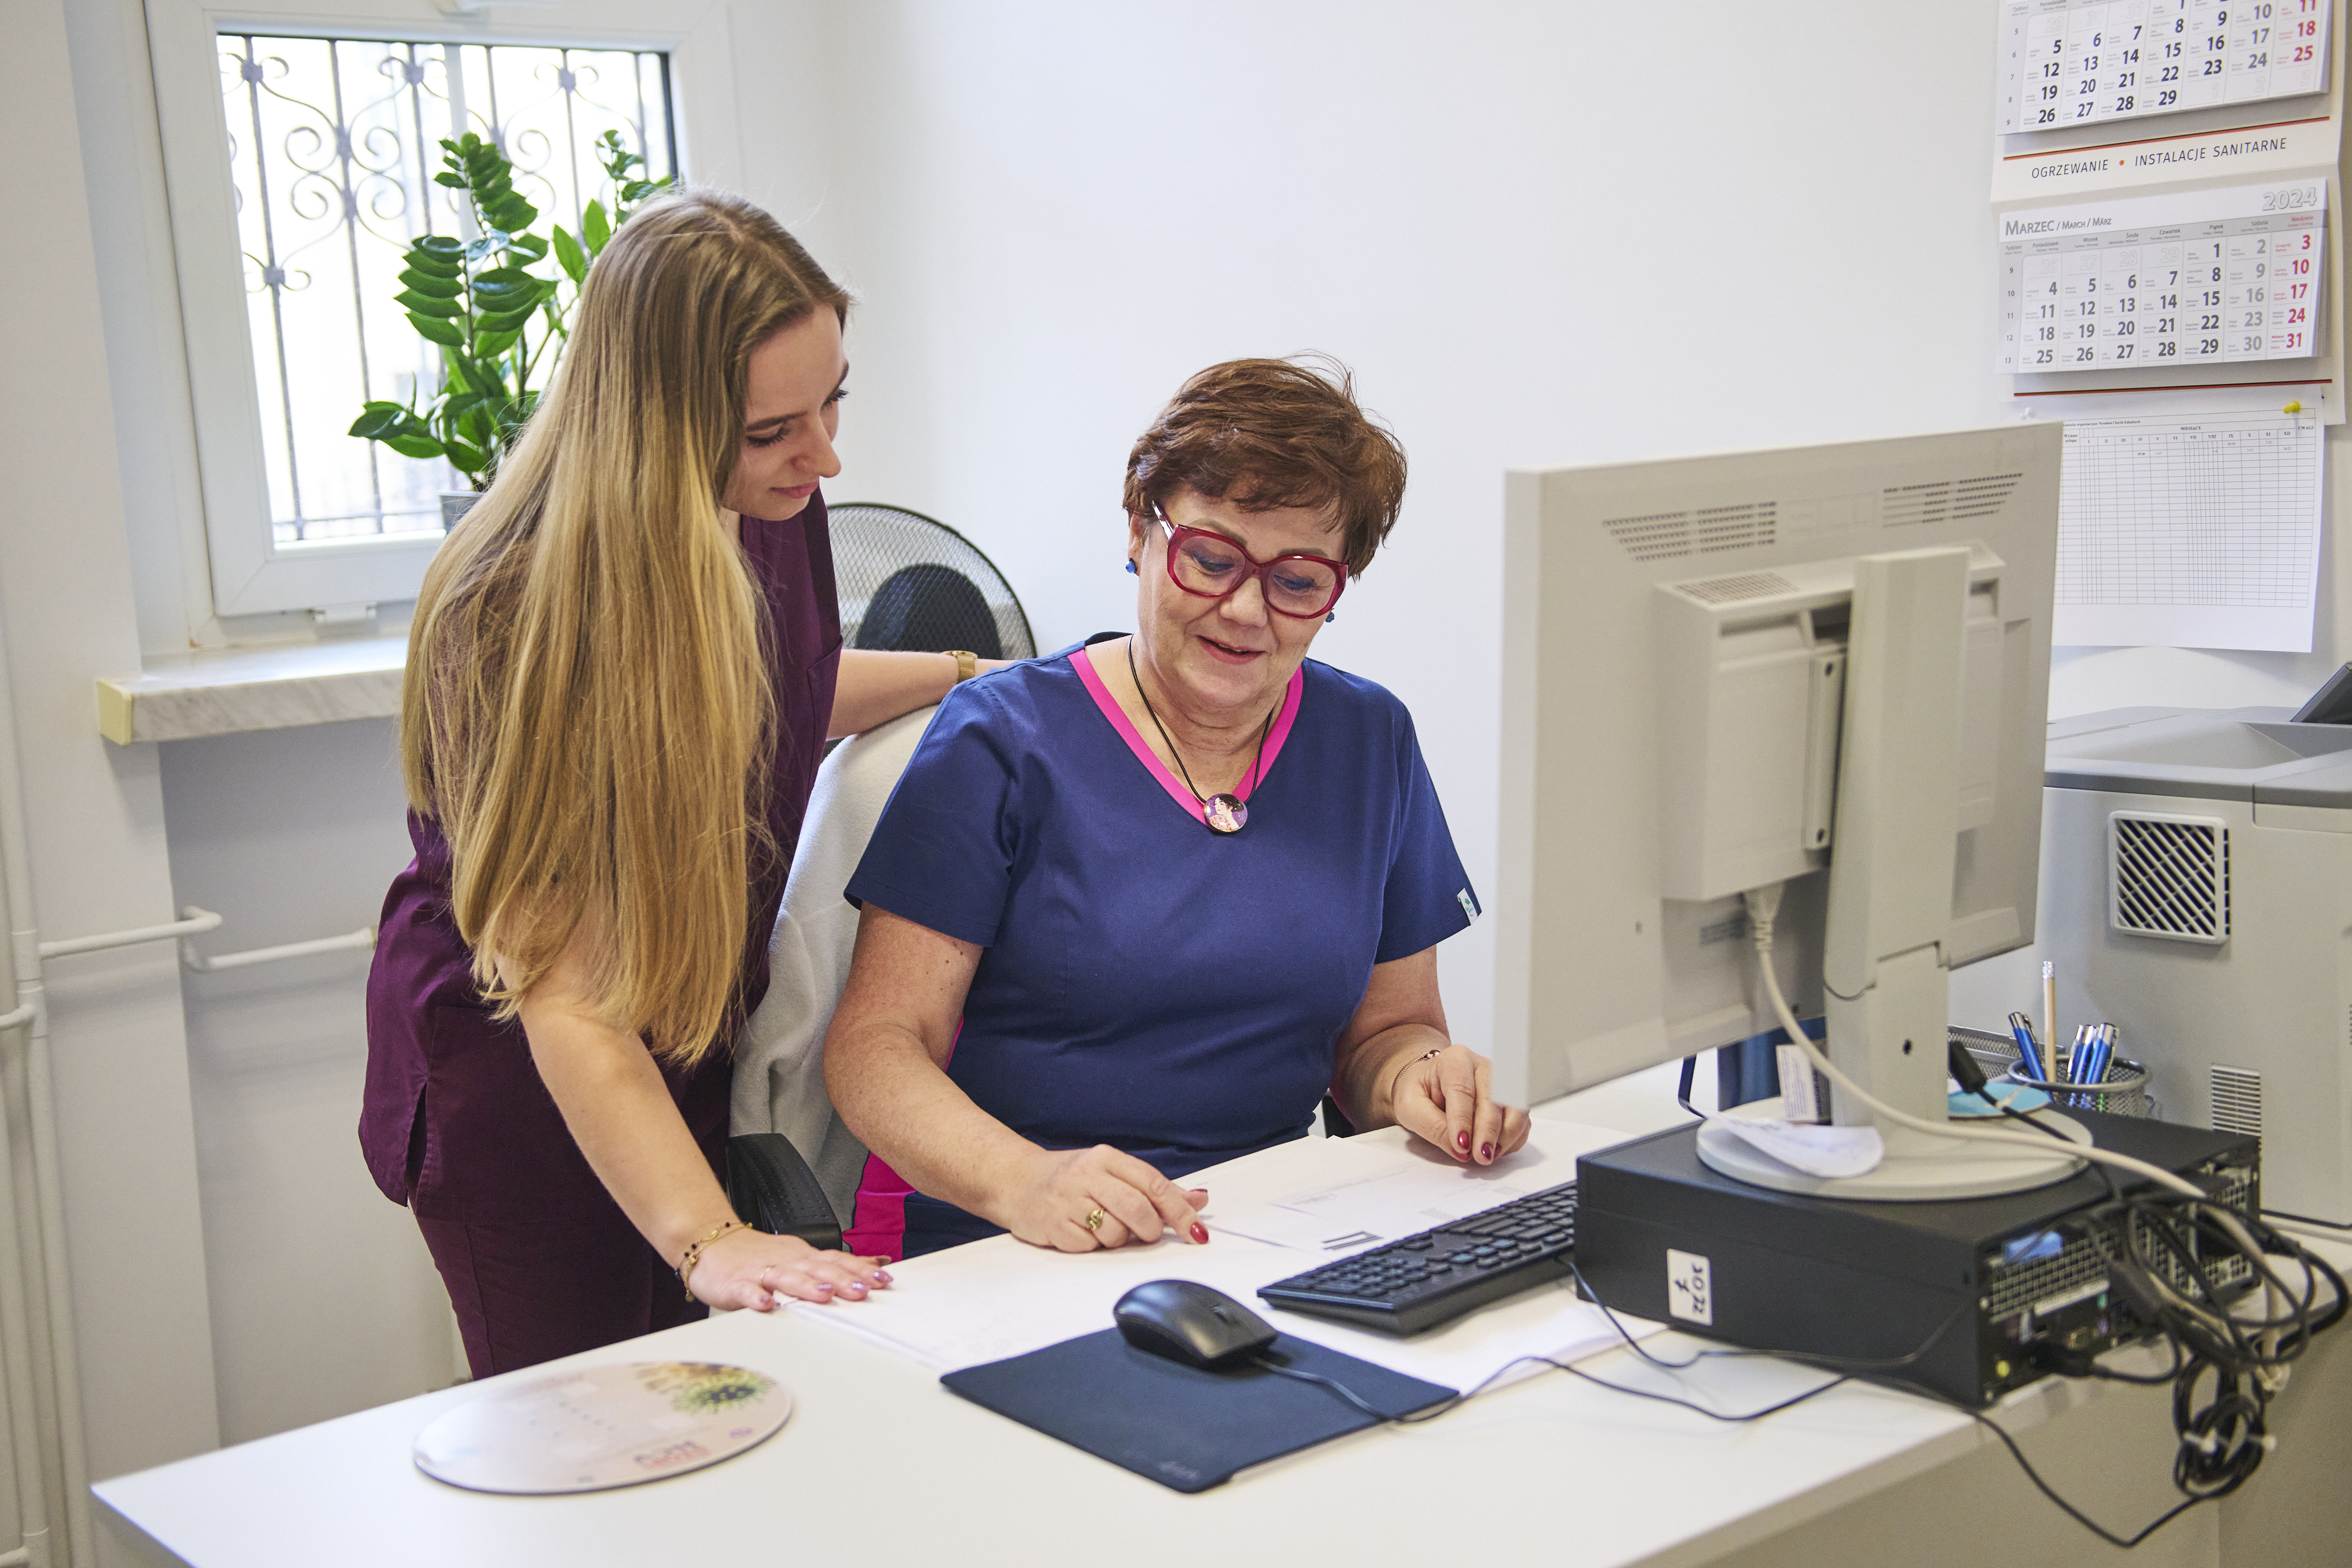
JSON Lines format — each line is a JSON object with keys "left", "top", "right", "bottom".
{"left": 93, "top": 1085, "right": 2352, "bottom": 1568}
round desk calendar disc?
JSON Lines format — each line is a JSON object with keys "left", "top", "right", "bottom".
{"left": 414, "top": 1361, "right": 791, "bottom": 1495}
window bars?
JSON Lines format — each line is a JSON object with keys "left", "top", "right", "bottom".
{"left": 218, "top": 34, "right": 676, "bottom": 546}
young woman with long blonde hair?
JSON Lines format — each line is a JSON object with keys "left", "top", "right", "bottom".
{"left": 362, "top": 191, "right": 976, "bottom": 1375}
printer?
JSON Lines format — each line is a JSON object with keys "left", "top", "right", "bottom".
{"left": 2044, "top": 704, "right": 2352, "bottom": 1227}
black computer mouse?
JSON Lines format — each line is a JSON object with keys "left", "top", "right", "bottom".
{"left": 1113, "top": 1280, "right": 1278, "bottom": 1370}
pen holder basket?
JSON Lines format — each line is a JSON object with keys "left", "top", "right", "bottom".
{"left": 1998, "top": 1057, "right": 2153, "bottom": 1119}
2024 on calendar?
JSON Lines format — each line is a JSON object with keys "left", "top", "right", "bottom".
{"left": 1996, "top": 180, "right": 2325, "bottom": 373}
{"left": 1997, "top": 0, "right": 2329, "bottom": 135}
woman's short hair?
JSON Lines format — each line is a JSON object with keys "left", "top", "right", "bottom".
{"left": 1121, "top": 355, "right": 1408, "bottom": 575}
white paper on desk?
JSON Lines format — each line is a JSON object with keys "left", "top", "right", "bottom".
{"left": 1212, "top": 1134, "right": 1554, "bottom": 1253}
{"left": 1706, "top": 1117, "right": 1883, "bottom": 1179}
{"left": 2055, "top": 410, "right": 2324, "bottom": 653}
{"left": 787, "top": 1117, "right": 1658, "bottom": 1393}
{"left": 794, "top": 1228, "right": 1645, "bottom": 1396}
{"left": 1249, "top": 1169, "right": 1528, "bottom": 1251}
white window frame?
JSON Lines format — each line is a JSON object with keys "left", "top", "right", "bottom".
{"left": 143, "top": 0, "right": 746, "bottom": 617}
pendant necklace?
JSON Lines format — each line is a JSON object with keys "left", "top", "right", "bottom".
{"left": 1127, "top": 639, "right": 1274, "bottom": 836}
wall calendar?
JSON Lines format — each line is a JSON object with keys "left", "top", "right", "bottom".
{"left": 1997, "top": 0, "right": 2330, "bottom": 135}
{"left": 1995, "top": 179, "right": 2325, "bottom": 373}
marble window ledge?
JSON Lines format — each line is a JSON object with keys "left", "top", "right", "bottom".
{"left": 97, "top": 636, "right": 407, "bottom": 744}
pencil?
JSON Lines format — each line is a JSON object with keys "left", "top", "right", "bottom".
{"left": 2042, "top": 961, "right": 2057, "bottom": 1062}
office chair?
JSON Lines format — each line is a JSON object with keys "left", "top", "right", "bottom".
{"left": 725, "top": 505, "right": 1034, "bottom": 1251}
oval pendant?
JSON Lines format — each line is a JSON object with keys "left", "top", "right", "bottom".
{"left": 1204, "top": 794, "right": 1248, "bottom": 835}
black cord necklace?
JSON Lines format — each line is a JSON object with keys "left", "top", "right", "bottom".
{"left": 1127, "top": 638, "right": 1275, "bottom": 836}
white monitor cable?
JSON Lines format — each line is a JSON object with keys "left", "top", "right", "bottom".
{"left": 1740, "top": 882, "right": 2206, "bottom": 1202}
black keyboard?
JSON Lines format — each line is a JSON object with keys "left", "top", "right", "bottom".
{"left": 1255, "top": 1181, "right": 1578, "bottom": 1336}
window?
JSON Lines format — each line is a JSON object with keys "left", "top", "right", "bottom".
{"left": 221, "top": 35, "right": 676, "bottom": 546}
{"left": 146, "top": 2, "right": 738, "bottom": 620}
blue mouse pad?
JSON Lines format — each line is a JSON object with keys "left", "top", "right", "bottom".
{"left": 939, "top": 1329, "right": 1455, "bottom": 1493}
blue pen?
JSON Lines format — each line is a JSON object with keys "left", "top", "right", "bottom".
{"left": 2078, "top": 1025, "right": 2112, "bottom": 1088}
{"left": 2007, "top": 1010, "right": 2047, "bottom": 1081}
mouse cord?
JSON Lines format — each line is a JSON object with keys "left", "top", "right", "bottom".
{"left": 1248, "top": 1357, "right": 1393, "bottom": 1421}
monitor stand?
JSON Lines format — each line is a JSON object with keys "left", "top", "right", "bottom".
{"left": 1695, "top": 547, "right": 2083, "bottom": 1202}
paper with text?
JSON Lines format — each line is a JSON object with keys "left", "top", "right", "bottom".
{"left": 2056, "top": 409, "right": 2324, "bottom": 651}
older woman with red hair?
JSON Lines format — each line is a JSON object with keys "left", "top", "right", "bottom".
{"left": 824, "top": 356, "right": 1527, "bottom": 1260}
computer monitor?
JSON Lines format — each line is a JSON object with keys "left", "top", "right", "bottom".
{"left": 1492, "top": 422, "right": 2075, "bottom": 1200}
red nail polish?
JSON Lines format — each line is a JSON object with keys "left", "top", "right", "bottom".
{"left": 1189, "top": 1222, "right": 1210, "bottom": 1245}
{"left": 1456, "top": 1131, "right": 1470, "bottom": 1152}
{"left": 1480, "top": 1142, "right": 1494, "bottom": 1161}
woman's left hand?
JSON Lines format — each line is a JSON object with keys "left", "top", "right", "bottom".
{"left": 1391, "top": 1044, "right": 1531, "bottom": 1167}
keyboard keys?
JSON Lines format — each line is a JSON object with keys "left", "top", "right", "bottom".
{"left": 1258, "top": 1181, "right": 1579, "bottom": 1336}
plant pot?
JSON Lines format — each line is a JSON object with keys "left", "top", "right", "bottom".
{"left": 441, "top": 491, "right": 484, "bottom": 530}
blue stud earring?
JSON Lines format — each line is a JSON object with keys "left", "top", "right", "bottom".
{"left": 1326, "top": 612, "right": 1336, "bottom": 624}
{"left": 1124, "top": 560, "right": 1137, "bottom": 574}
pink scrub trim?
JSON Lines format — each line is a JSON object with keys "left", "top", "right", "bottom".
{"left": 1071, "top": 643, "right": 1303, "bottom": 828}
{"left": 844, "top": 1020, "right": 962, "bottom": 1263}
{"left": 843, "top": 1153, "right": 916, "bottom": 1262}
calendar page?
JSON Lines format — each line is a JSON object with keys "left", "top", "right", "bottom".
{"left": 1996, "top": 178, "right": 2324, "bottom": 373}
{"left": 1997, "top": 0, "right": 2330, "bottom": 135}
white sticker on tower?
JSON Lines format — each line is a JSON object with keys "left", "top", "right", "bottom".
{"left": 1666, "top": 1248, "right": 1714, "bottom": 1327}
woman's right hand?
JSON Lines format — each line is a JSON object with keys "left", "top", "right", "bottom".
{"left": 686, "top": 1227, "right": 893, "bottom": 1312}
{"left": 997, "top": 1145, "right": 1209, "bottom": 1252}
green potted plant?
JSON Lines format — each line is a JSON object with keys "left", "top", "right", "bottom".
{"left": 348, "top": 130, "right": 671, "bottom": 526}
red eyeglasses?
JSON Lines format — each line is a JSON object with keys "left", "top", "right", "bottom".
{"left": 1154, "top": 510, "right": 1350, "bottom": 620}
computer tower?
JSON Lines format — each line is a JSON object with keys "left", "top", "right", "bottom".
{"left": 1574, "top": 1111, "right": 2260, "bottom": 1408}
{"left": 2044, "top": 705, "right": 2352, "bottom": 1227}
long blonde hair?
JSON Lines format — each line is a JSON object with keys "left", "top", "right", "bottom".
{"left": 403, "top": 189, "right": 850, "bottom": 1065}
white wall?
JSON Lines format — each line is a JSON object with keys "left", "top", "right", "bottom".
{"left": 7, "top": 0, "right": 221, "bottom": 1508}
{"left": 46, "top": 0, "right": 2352, "bottom": 1467}
{"left": 816, "top": 1, "right": 2030, "bottom": 1051}
{"left": 156, "top": 720, "right": 453, "bottom": 1439}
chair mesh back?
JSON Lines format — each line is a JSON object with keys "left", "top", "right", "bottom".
{"left": 828, "top": 503, "right": 1036, "bottom": 661}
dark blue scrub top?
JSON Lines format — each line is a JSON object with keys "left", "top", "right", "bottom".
{"left": 842, "top": 641, "right": 1476, "bottom": 1258}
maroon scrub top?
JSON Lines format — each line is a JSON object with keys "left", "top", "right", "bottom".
{"left": 360, "top": 497, "right": 840, "bottom": 1360}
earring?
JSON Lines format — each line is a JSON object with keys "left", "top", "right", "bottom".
{"left": 1124, "top": 560, "right": 1137, "bottom": 575}
{"left": 1325, "top": 612, "right": 1336, "bottom": 624}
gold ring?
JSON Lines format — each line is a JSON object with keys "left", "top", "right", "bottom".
{"left": 1083, "top": 1206, "right": 1107, "bottom": 1233}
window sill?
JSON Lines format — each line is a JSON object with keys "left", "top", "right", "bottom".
{"left": 97, "top": 636, "right": 407, "bottom": 744}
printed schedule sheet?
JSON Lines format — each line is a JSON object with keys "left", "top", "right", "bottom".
{"left": 2056, "top": 409, "right": 2324, "bottom": 651}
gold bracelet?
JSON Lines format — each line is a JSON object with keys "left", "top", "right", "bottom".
{"left": 676, "top": 1218, "right": 750, "bottom": 1301}
{"left": 947, "top": 649, "right": 978, "bottom": 684}
{"left": 1385, "top": 1043, "right": 1451, "bottom": 1111}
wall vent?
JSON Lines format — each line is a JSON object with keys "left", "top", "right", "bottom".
{"left": 2210, "top": 1065, "right": 2263, "bottom": 1142}
{"left": 1676, "top": 571, "right": 1797, "bottom": 606}
{"left": 1882, "top": 481, "right": 1952, "bottom": 528}
{"left": 2109, "top": 812, "right": 2229, "bottom": 944}
{"left": 1951, "top": 472, "right": 2021, "bottom": 522}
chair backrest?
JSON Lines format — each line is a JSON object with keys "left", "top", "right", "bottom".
{"left": 730, "top": 708, "right": 935, "bottom": 1229}
{"left": 829, "top": 503, "right": 1037, "bottom": 661}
